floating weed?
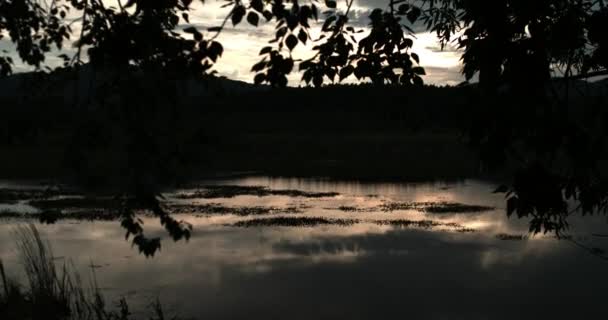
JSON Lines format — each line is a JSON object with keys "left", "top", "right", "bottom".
{"left": 378, "top": 201, "right": 494, "bottom": 214}
{"left": 170, "top": 203, "right": 303, "bottom": 216}
{"left": 331, "top": 205, "right": 373, "bottom": 212}
{"left": 423, "top": 202, "right": 494, "bottom": 214}
{"left": 378, "top": 202, "right": 419, "bottom": 212}
{"left": 229, "top": 217, "right": 360, "bottom": 227}
{"left": 496, "top": 233, "right": 529, "bottom": 241}
{"left": 374, "top": 219, "right": 442, "bottom": 229}
{"left": 374, "top": 219, "right": 475, "bottom": 232}
{"left": 227, "top": 216, "right": 475, "bottom": 233}
{"left": 175, "top": 185, "right": 339, "bottom": 199}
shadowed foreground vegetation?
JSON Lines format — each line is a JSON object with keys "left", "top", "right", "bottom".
{"left": 0, "top": 224, "right": 178, "bottom": 320}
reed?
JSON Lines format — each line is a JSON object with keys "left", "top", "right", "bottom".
{"left": 0, "top": 224, "right": 175, "bottom": 320}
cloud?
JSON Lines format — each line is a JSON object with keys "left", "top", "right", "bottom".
{"left": 1, "top": 1, "right": 464, "bottom": 86}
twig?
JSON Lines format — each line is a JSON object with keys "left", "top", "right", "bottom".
{"left": 209, "top": 5, "right": 235, "bottom": 41}
{"left": 71, "top": 0, "right": 88, "bottom": 65}
{"left": 0, "top": 260, "right": 9, "bottom": 298}
{"left": 560, "top": 69, "right": 608, "bottom": 81}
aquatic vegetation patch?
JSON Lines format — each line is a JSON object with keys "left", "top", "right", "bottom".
{"left": 169, "top": 203, "right": 303, "bottom": 216}
{"left": 175, "top": 185, "right": 339, "bottom": 199}
{"left": 375, "top": 219, "right": 442, "bottom": 229}
{"left": 230, "top": 216, "right": 360, "bottom": 227}
{"left": 375, "top": 219, "right": 476, "bottom": 233}
{"left": 378, "top": 201, "right": 494, "bottom": 214}
{"left": 328, "top": 201, "right": 494, "bottom": 215}
{"left": 332, "top": 205, "right": 375, "bottom": 212}
{"left": 496, "top": 233, "right": 529, "bottom": 241}
{"left": 422, "top": 202, "right": 494, "bottom": 214}
{"left": 228, "top": 216, "right": 476, "bottom": 232}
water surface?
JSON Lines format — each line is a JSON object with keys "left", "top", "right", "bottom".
{"left": 1, "top": 178, "right": 607, "bottom": 319}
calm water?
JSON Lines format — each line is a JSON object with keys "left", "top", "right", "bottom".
{"left": 1, "top": 177, "right": 607, "bottom": 319}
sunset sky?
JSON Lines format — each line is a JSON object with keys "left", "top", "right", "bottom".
{"left": 0, "top": 0, "right": 466, "bottom": 86}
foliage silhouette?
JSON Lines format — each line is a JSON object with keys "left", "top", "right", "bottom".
{"left": 408, "top": 0, "right": 608, "bottom": 237}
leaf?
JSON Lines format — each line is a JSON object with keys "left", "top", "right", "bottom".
{"left": 403, "top": 38, "right": 414, "bottom": 48}
{"left": 406, "top": 7, "right": 421, "bottom": 24}
{"left": 325, "top": 0, "right": 337, "bottom": 9}
{"left": 251, "top": 60, "right": 267, "bottom": 72}
{"left": 232, "top": 5, "right": 246, "bottom": 26}
{"left": 184, "top": 26, "right": 203, "bottom": 41}
{"left": 412, "top": 66, "right": 426, "bottom": 75}
{"left": 339, "top": 65, "right": 354, "bottom": 81}
{"left": 298, "top": 29, "right": 308, "bottom": 44}
{"left": 322, "top": 16, "right": 336, "bottom": 31}
{"left": 183, "top": 26, "right": 197, "bottom": 34}
{"left": 208, "top": 26, "right": 222, "bottom": 32}
{"left": 251, "top": 0, "right": 264, "bottom": 13}
{"left": 281, "top": 58, "right": 294, "bottom": 74}
{"left": 208, "top": 42, "right": 224, "bottom": 61}
{"left": 254, "top": 73, "right": 266, "bottom": 85}
{"left": 413, "top": 75, "right": 423, "bottom": 86}
{"left": 275, "top": 26, "right": 288, "bottom": 40}
{"left": 299, "top": 60, "right": 313, "bottom": 70}
{"left": 299, "top": 6, "right": 312, "bottom": 22}
{"left": 247, "top": 11, "right": 260, "bottom": 26}
{"left": 263, "top": 10, "right": 273, "bottom": 21}
{"left": 411, "top": 52, "right": 419, "bottom": 64}
{"left": 259, "top": 46, "right": 272, "bottom": 55}
{"left": 506, "top": 197, "right": 518, "bottom": 217}
{"left": 313, "top": 74, "right": 323, "bottom": 87}
{"left": 182, "top": 12, "right": 190, "bottom": 23}
{"left": 286, "top": 34, "right": 298, "bottom": 51}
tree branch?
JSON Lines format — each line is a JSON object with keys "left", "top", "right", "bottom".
{"left": 559, "top": 69, "right": 608, "bottom": 81}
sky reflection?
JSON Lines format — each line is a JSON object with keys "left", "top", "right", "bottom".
{"left": 1, "top": 178, "right": 607, "bottom": 319}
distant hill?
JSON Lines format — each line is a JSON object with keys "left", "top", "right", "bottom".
{"left": 0, "top": 65, "right": 266, "bottom": 108}
{"left": 1, "top": 66, "right": 606, "bottom": 111}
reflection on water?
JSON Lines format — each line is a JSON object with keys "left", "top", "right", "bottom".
{"left": 1, "top": 178, "right": 607, "bottom": 319}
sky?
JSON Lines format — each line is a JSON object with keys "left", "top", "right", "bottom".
{"left": 0, "top": 0, "right": 466, "bottom": 86}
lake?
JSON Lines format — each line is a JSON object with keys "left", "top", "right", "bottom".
{"left": 1, "top": 177, "right": 607, "bottom": 319}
